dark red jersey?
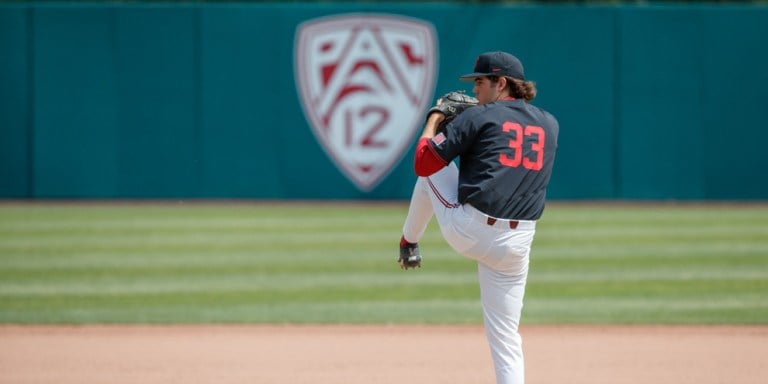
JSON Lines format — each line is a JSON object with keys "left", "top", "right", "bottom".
{"left": 427, "top": 99, "right": 559, "bottom": 220}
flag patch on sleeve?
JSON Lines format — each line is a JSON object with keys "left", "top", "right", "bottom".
{"left": 432, "top": 132, "right": 446, "bottom": 145}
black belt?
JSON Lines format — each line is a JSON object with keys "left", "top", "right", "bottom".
{"left": 486, "top": 217, "right": 519, "bottom": 229}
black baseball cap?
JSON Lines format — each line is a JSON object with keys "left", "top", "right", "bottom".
{"left": 459, "top": 51, "right": 525, "bottom": 81}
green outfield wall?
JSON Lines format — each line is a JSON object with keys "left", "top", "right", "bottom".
{"left": 1, "top": 3, "right": 767, "bottom": 200}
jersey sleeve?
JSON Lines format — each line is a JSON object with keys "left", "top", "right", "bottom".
{"left": 414, "top": 137, "right": 448, "bottom": 176}
{"left": 428, "top": 108, "right": 481, "bottom": 164}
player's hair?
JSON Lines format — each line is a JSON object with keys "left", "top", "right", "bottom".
{"left": 490, "top": 76, "right": 537, "bottom": 102}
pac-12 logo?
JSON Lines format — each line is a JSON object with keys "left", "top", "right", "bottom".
{"left": 294, "top": 14, "right": 437, "bottom": 191}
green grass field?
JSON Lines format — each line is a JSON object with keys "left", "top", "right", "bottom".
{"left": 1, "top": 201, "right": 766, "bottom": 324}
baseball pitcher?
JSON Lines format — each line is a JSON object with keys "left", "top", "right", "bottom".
{"left": 398, "top": 51, "right": 559, "bottom": 384}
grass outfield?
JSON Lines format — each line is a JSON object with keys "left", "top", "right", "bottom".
{"left": 0, "top": 201, "right": 766, "bottom": 324}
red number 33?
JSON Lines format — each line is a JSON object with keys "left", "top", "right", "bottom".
{"left": 499, "top": 122, "right": 545, "bottom": 171}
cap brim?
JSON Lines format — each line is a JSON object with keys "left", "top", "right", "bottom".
{"left": 459, "top": 72, "right": 525, "bottom": 81}
{"left": 459, "top": 72, "right": 489, "bottom": 81}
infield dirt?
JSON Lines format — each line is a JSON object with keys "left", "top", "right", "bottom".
{"left": 1, "top": 324, "right": 765, "bottom": 384}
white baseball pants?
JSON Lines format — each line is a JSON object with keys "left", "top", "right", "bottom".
{"left": 402, "top": 162, "right": 536, "bottom": 384}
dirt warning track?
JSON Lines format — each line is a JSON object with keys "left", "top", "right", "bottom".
{"left": 1, "top": 324, "right": 766, "bottom": 384}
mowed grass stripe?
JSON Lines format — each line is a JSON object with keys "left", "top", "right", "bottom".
{"left": 0, "top": 232, "right": 395, "bottom": 251}
{"left": 1, "top": 202, "right": 766, "bottom": 324}
{"left": 4, "top": 228, "right": 765, "bottom": 251}
{"left": 0, "top": 271, "right": 478, "bottom": 294}
{"left": 0, "top": 299, "right": 484, "bottom": 324}
{"left": 4, "top": 256, "right": 765, "bottom": 281}
{"left": 523, "top": 296, "right": 768, "bottom": 324}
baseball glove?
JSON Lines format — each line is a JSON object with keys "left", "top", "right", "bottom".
{"left": 427, "top": 90, "right": 478, "bottom": 133}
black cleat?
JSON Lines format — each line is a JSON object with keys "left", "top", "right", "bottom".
{"left": 398, "top": 238, "right": 422, "bottom": 270}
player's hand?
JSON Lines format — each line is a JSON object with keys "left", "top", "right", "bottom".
{"left": 426, "top": 111, "right": 446, "bottom": 125}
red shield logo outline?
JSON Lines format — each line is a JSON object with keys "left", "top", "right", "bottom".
{"left": 295, "top": 14, "right": 438, "bottom": 191}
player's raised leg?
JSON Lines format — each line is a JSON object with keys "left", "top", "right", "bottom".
{"left": 401, "top": 176, "right": 434, "bottom": 245}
